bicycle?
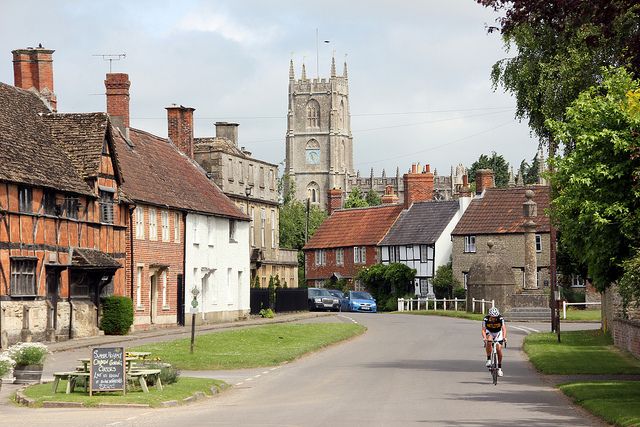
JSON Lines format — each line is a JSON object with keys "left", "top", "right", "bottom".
{"left": 484, "top": 338, "right": 506, "bottom": 385}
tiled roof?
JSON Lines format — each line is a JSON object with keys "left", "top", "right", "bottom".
{"left": 72, "top": 248, "right": 121, "bottom": 269}
{"left": 304, "top": 204, "right": 403, "bottom": 250}
{"left": 451, "top": 186, "right": 550, "bottom": 235}
{"left": 0, "top": 82, "right": 93, "bottom": 195}
{"left": 115, "top": 128, "right": 248, "bottom": 220}
{"left": 194, "top": 137, "right": 246, "bottom": 157}
{"left": 379, "top": 200, "right": 459, "bottom": 246}
{"left": 43, "top": 113, "right": 110, "bottom": 179}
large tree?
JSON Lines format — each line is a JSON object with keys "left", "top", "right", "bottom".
{"left": 344, "top": 187, "right": 369, "bottom": 209}
{"left": 477, "top": 0, "right": 640, "bottom": 144}
{"left": 468, "top": 152, "right": 510, "bottom": 187}
{"left": 548, "top": 67, "right": 640, "bottom": 292}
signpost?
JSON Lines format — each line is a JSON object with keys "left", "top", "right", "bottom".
{"left": 190, "top": 287, "right": 200, "bottom": 354}
{"left": 90, "top": 347, "right": 126, "bottom": 396}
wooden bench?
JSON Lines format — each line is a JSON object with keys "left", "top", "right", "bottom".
{"left": 126, "top": 369, "right": 162, "bottom": 393}
{"left": 52, "top": 371, "right": 90, "bottom": 394}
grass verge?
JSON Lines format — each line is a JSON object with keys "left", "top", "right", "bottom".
{"left": 559, "top": 381, "right": 640, "bottom": 427}
{"left": 396, "top": 310, "right": 484, "bottom": 321}
{"left": 20, "top": 377, "right": 224, "bottom": 407}
{"left": 131, "top": 323, "right": 366, "bottom": 370}
{"left": 524, "top": 329, "right": 640, "bottom": 375}
{"left": 562, "top": 308, "right": 601, "bottom": 322}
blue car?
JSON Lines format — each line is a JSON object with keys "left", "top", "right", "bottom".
{"left": 343, "top": 291, "right": 377, "bottom": 313}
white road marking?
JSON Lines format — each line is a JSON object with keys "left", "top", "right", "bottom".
{"left": 253, "top": 374, "right": 261, "bottom": 379}
{"left": 245, "top": 377, "right": 253, "bottom": 381}
{"left": 126, "top": 417, "right": 137, "bottom": 421}
{"left": 236, "top": 382, "right": 244, "bottom": 386}
{"left": 270, "top": 367, "right": 277, "bottom": 371}
{"left": 337, "top": 314, "right": 358, "bottom": 324}
{"left": 262, "top": 371, "right": 269, "bottom": 374}
{"left": 106, "top": 423, "right": 122, "bottom": 427}
{"left": 511, "top": 325, "right": 540, "bottom": 334}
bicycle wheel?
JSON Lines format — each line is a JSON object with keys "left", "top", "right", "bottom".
{"left": 491, "top": 352, "right": 498, "bottom": 385}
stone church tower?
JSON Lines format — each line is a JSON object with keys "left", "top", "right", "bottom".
{"left": 285, "top": 57, "right": 354, "bottom": 210}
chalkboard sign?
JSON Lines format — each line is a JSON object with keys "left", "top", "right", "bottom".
{"left": 90, "top": 347, "right": 126, "bottom": 395}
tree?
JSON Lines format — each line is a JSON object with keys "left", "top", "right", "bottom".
{"left": 548, "top": 67, "right": 640, "bottom": 292}
{"left": 518, "top": 154, "right": 540, "bottom": 185}
{"left": 344, "top": 187, "right": 368, "bottom": 208}
{"left": 467, "top": 152, "right": 510, "bottom": 187}
{"left": 477, "top": 0, "right": 640, "bottom": 144}
{"left": 432, "top": 263, "right": 462, "bottom": 299}
{"left": 366, "top": 189, "right": 382, "bottom": 206}
{"left": 356, "top": 263, "right": 416, "bottom": 310}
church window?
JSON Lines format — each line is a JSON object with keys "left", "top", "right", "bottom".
{"left": 306, "top": 100, "right": 320, "bottom": 128}
{"left": 307, "top": 182, "right": 320, "bottom": 203}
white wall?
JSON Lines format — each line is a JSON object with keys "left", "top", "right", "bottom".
{"left": 185, "top": 213, "right": 250, "bottom": 322}
{"left": 435, "top": 195, "right": 472, "bottom": 272}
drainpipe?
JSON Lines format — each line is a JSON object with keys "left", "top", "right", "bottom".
{"left": 182, "top": 211, "right": 187, "bottom": 327}
{"left": 129, "top": 207, "right": 135, "bottom": 305}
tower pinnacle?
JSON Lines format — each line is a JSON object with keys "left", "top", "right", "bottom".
{"left": 331, "top": 55, "right": 336, "bottom": 77}
{"left": 343, "top": 60, "right": 348, "bottom": 78}
{"left": 289, "top": 59, "right": 295, "bottom": 80}
{"left": 301, "top": 62, "right": 307, "bottom": 80}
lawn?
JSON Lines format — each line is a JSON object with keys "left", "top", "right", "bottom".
{"left": 562, "top": 307, "right": 601, "bottom": 322}
{"left": 524, "top": 329, "right": 640, "bottom": 375}
{"left": 131, "top": 323, "right": 366, "bottom": 370}
{"left": 559, "top": 381, "right": 640, "bottom": 427}
{"left": 21, "top": 377, "right": 224, "bottom": 407}
{"left": 398, "top": 310, "right": 484, "bottom": 321}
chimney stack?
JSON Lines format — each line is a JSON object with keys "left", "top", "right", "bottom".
{"left": 475, "top": 169, "right": 495, "bottom": 195}
{"left": 215, "top": 122, "right": 239, "bottom": 146}
{"left": 403, "top": 163, "right": 434, "bottom": 209}
{"left": 166, "top": 105, "right": 196, "bottom": 158}
{"left": 459, "top": 174, "right": 472, "bottom": 198}
{"left": 13, "top": 46, "right": 57, "bottom": 111}
{"left": 381, "top": 185, "right": 399, "bottom": 204}
{"left": 105, "top": 73, "right": 131, "bottom": 131}
{"left": 327, "top": 188, "right": 343, "bottom": 215}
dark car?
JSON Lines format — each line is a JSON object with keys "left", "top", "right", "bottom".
{"left": 343, "top": 291, "right": 377, "bottom": 313}
{"left": 326, "top": 289, "right": 346, "bottom": 306}
{"left": 307, "top": 288, "right": 341, "bottom": 311}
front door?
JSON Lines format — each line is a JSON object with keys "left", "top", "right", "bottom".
{"left": 150, "top": 274, "right": 158, "bottom": 324}
{"left": 176, "top": 274, "right": 185, "bottom": 326}
{"left": 46, "top": 269, "right": 60, "bottom": 330}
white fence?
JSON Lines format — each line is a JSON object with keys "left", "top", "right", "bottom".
{"left": 397, "top": 297, "right": 495, "bottom": 313}
{"left": 562, "top": 301, "right": 601, "bottom": 319}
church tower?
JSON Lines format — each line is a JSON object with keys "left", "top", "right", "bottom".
{"left": 285, "top": 56, "right": 354, "bottom": 210}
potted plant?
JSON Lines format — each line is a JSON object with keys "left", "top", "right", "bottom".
{"left": 0, "top": 353, "right": 16, "bottom": 389}
{"left": 7, "top": 342, "right": 49, "bottom": 384}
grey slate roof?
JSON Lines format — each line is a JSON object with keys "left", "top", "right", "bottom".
{"left": 0, "top": 82, "right": 93, "bottom": 196}
{"left": 379, "top": 200, "right": 459, "bottom": 246}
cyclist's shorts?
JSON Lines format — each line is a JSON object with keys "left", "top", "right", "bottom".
{"left": 486, "top": 331, "right": 504, "bottom": 342}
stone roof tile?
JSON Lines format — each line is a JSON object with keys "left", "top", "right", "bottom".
{"left": 380, "top": 200, "right": 459, "bottom": 246}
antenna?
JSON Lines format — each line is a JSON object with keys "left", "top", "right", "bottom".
{"left": 93, "top": 53, "right": 126, "bottom": 73}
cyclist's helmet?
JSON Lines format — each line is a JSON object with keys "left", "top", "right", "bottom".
{"left": 488, "top": 307, "right": 500, "bottom": 317}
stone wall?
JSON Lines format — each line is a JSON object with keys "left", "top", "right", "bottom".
{"left": 602, "top": 283, "right": 640, "bottom": 359}
{"left": 612, "top": 319, "right": 640, "bottom": 359}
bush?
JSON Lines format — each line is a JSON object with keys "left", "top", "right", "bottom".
{"left": 100, "top": 296, "right": 134, "bottom": 335}
{"left": 259, "top": 308, "right": 275, "bottom": 318}
{"left": 0, "top": 353, "right": 15, "bottom": 375}
{"left": 453, "top": 287, "right": 466, "bottom": 299}
{"left": 384, "top": 297, "right": 398, "bottom": 312}
{"left": 6, "top": 342, "right": 49, "bottom": 366}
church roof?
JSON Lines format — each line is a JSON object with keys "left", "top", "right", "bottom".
{"left": 303, "top": 204, "right": 403, "bottom": 250}
{"left": 380, "top": 200, "right": 459, "bottom": 246}
{"left": 452, "top": 186, "right": 550, "bottom": 235}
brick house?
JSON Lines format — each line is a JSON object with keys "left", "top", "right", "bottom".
{"left": 104, "top": 75, "right": 250, "bottom": 327}
{"left": 451, "top": 183, "right": 551, "bottom": 292}
{"left": 0, "top": 47, "right": 128, "bottom": 346}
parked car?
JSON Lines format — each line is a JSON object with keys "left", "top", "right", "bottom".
{"left": 307, "top": 288, "right": 341, "bottom": 311}
{"left": 326, "top": 289, "right": 346, "bottom": 308}
{"left": 343, "top": 291, "right": 377, "bottom": 313}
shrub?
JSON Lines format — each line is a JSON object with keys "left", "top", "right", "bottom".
{"left": 100, "top": 296, "right": 134, "bottom": 335}
{"left": 453, "top": 287, "right": 466, "bottom": 299}
{"left": 0, "top": 353, "right": 16, "bottom": 376}
{"left": 144, "top": 362, "right": 179, "bottom": 386}
{"left": 7, "top": 342, "right": 49, "bottom": 366}
{"left": 259, "top": 308, "right": 275, "bottom": 318}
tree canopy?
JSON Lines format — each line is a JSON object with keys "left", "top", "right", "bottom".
{"left": 366, "top": 189, "right": 382, "bottom": 206}
{"left": 279, "top": 175, "right": 327, "bottom": 250}
{"left": 467, "top": 152, "right": 510, "bottom": 187}
{"left": 548, "top": 67, "right": 640, "bottom": 291}
{"left": 344, "top": 187, "right": 369, "bottom": 209}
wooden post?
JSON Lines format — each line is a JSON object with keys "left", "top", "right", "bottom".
{"left": 190, "top": 313, "right": 196, "bottom": 354}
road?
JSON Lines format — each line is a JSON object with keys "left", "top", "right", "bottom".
{"left": 0, "top": 314, "right": 604, "bottom": 427}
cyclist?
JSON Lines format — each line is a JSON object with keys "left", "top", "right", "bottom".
{"left": 482, "top": 306, "right": 507, "bottom": 377}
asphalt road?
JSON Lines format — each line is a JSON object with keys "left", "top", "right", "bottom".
{"left": 0, "top": 314, "right": 604, "bottom": 427}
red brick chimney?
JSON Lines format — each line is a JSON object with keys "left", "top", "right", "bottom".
{"left": 459, "top": 174, "right": 472, "bottom": 198}
{"left": 105, "top": 73, "right": 131, "bottom": 130}
{"left": 381, "top": 185, "right": 399, "bottom": 204}
{"left": 403, "top": 163, "right": 434, "bottom": 209}
{"left": 166, "top": 105, "right": 196, "bottom": 158}
{"left": 327, "top": 188, "right": 343, "bottom": 215}
{"left": 12, "top": 46, "right": 57, "bottom": 111}
{"left": 475, "top": 169, "right": 495, "bottom": 195}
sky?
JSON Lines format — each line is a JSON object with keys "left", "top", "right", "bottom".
{"left": 0, "top": 0, "right": 541, "bottom": 177}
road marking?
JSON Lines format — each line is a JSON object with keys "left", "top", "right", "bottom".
{"left": 511, "top": 325, "right": 540, "bottom": 334}
{"left": 262, "top": 371, "right": 269, "bottom": 374}
{"left": 126, "top": 417, "right": 138, "bottom": 421}
{"left": 106, "top": 423, "right": 122, "bottom": 426}
{"left": 236, "top": 382, "right": 244, "bottom": 386}
{"left": 270, "top": 367, "right": 278, "bottom": 371}
{"left": 245, "top": 377, "right": 253, "bottom": 381}
{"left": 253, "top": 374, "right": 261, "bottom": 379}
{"left": 337, "top": 314, "right": 358, "bottom": 324}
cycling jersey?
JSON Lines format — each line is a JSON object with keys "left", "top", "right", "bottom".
{"left": 483, "top": 315, "right": 504, "bottom": 333}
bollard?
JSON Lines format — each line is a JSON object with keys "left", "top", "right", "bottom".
{"left": 454, "top": 297, "right": 458, "bottom": 311}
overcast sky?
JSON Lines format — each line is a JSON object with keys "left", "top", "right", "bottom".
{"left": 1, "top": 0, "right": 540, "bottom": 177}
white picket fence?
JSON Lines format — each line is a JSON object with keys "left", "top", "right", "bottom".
{"left": 562, "top": 301, "right": 601, "bottom": 319}
{"left": 397, "top": 297, "right": 495, "bottom": 313}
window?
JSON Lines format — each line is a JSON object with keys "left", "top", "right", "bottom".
{"left": 315, "top": 249, "right": 326, "bottom": 266}
{"left": 227, "top": 268, "right": 233, "bottom": 305}
{"left": 306, "top": 100, "right": 320, "bottom": 128}
{"left": 161, "top": 270, "right": 168, "bottom": 308}
{"left": 420, "top": 245, "right": 428, "bottom": 262}
{"left": 463, "top": 272, "right": 469, "bottom": 289}
{"left": 336, "top": 248, "right": 344, "bottom": 266}
{"left": 269, "top": 169, "right": 275, "bottom": 190}
{"left": 535, "top": 234, "right": 542, "bottom": 252}
{"left": 229, "top": 220, "right": 237, "bottom": 242}
{"left": 136, "top": 266, "right": 143, "bottom": 308}
{"left": 354, "top": 246, "right": 366, "bottom": 264}
{"left": 18, "top": 186, "right": 32, "bottom": 213}
{"left": 174, "top": 212, "right": 180, "bottom": 242}
{"left": 208, "top": 217, "right": 215, "bottom": 246}
{"left": 161, "top": 211, "right": 170, "bottom": 242}
{"left": 249, "top": 164, "right": 254, "bottom": 184}
{"left": 43, "top": 190, "right": 57, "bottom": 215}
{"left": 270, "top": 210, "right": 276, "bottom": 248}
{"left": 63, "top": 197, "right": 79, "bottom": 219}
{"left": 228, "top": 158, "right": 234, "bottom": 181}
{"left": 406, "top": 245, "right": 414, "bottom": 260}
{"left": 238, "top": 161, "right": 244, "bottom": 183}
{"left": 307, "top": 181, "right": 320, "bottom": 203}
{"left": 250, "top": 207, "right": 255, "bottom": 246}
{"left": 259, "top": 167, "right": 265, "bottom": 188}
{"left": 10, "top": 258, "right": 37, "bottom": 296}
{"left": 260, "top": 208, "right": 266, "bottom": 248}
{"left": 102, "top": 139, "right": 109, "bottom": 155}
{"left": 135, "top": 207, "right": 145, "bottom": 239}
{"left": 99, "top": 190, "right": 114, "bottom": 224}
{"left": 464, "top": 235, "right": 476, "bottom": 253}
{"left": 148, "top": 208, "right": 157, "bottom": 240}
{"left": 192, "top": 217, "right": 199, "bottom": 244}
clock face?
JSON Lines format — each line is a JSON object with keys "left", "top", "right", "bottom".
{"left": 306, "top": 149, "right": 320, "bottom": 165}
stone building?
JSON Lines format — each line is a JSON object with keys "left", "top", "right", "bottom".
{"left": 0, "top": 47, "right": 128, "bottom": 346}
{"left": 194, "top": 123, "right": 298, "bottom": 288}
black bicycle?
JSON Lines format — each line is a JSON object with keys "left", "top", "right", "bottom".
{"left": 484, "top": 338, "right": 506, "bottom": 385}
